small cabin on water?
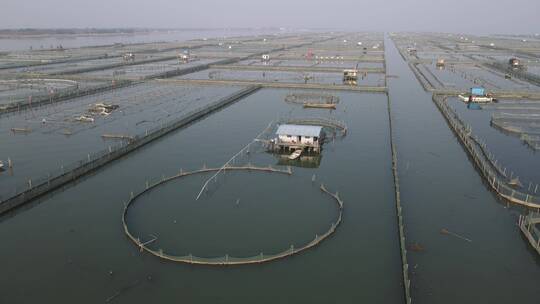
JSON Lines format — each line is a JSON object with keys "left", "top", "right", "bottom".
{"left": 178, "top": 53, "right": 190, "bottom": 63}
{"left": 273, "top": 124, "right": 323, "bottom": 153}
{"left": 436, "top": 58, "right": 445, "bottom": 67}
{"left": 509, "top": 58, "right": 521, "bottom": 68}
{"left": 122, "top": 53, "right": 135, "bottom": 62}
{"left": 343, "top": 69, "right": 358, "bottom": 82}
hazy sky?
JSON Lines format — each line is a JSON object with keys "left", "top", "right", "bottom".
{"left": 2, "top": 0, "right": 539, "bottom": 34}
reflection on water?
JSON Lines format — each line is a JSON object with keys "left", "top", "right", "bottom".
{"left": 274, "top": 152, "right": 322, "bottom": 168}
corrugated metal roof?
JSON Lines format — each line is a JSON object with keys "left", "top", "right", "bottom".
{"left": 276, "top": 124, "right": 322, "bottom": 137}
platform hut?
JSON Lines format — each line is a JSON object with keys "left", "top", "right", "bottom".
{"left": 508, "top": 58, "right": 525, "bottom": 70}
{"left": 436, "top": 58, "right": 445, "bottom": 67}
{"left": 271, "top": 124, "right": 323, "bottom": 153}
{"left": 343, "top": 69, "right": 358, "bottom": 85}
{"left": 122, "top": 52, "right": 135, "bottom": 62}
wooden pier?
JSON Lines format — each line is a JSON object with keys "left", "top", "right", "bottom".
{"left": 209, "top": 64, "right": 385, "bottom": 74}
{"left": 155, "top": 78, "right": 387, "bottom": 92}
{"left": 101, "top": 134, "right": 134, "bottom": 141}
{"left": 518, "top": 214, "right": 540, "bottom": 256}
{"left": 386, "top": 92, "right": 412, "bottom": 304}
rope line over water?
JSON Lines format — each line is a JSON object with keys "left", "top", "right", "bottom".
{"left": 195, "top": 122, "right": 274, "bottom": 200}
{"left": 386, "top": 93, "right": 412, "bottom": 304}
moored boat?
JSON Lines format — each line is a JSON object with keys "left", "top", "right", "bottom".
{"left": 303, "top": 103, "right": 337, "bottom": 109}
{"left": 458, "top": 94, "right": 495, "bottom": 103}
{"left": 75, "top": 115, "right": 95, "bottom": 123}
{"left": 288, "top": 149, "right": 303, "bottom": 160}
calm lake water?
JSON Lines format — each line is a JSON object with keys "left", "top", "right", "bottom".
{"left": 0, "top": 87, "right": 403, "bottom": 303}
{"left": 0, "top": 32, "right": 539, "bottom": 303}
{"left": 386, "top": 34, "right": 540, "bottom": 303}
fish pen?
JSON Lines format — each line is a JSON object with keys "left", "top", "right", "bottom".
{"left": 490, "top": 112, "right": 540, "bottom": 136}
{"left": 3, "top": 82, "right": 239, "bottom": 137}
{"left": 0, "top": 78, "right": 81, "bottom": 104}
{"left": 0, "top": 86, "right": 261, "bottom": 213}
{"left": 486, "top": 61, "right": 540, "bottom": 87}
{"left": 432, "top": 94, "right": 540, "bottom": 209}
{"left": 0, "top": 78, "right": 133, "bottom": 115}
{"left": 122, "top": 165, "right": 344, "bottom": 265}
{"left": 0, "top": 39, "right": 310, "bottom": 113}
{"left": 0, "top": 36, "right": 355, "bottom": 204}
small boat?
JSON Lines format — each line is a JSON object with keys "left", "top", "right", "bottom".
{"left": 303, "top": 103, "right": 337, "bottom": 109}
{"left": 89, "top": 103, "right": 118, "bottom": 116}
{"left": 458, "top": 95, "right": 495, "bottom": 103}
{"left": 10, "top": 127, "right": 32, "bottom": 133}
{"left": 0, "top": 160, "right": 4, "bottom": 171}
{"left": 94, "top": 103, "right": 119, "bottom": 111}
{"left": 75, "top": 115, "right": 94, "bottom": 123}
{"left": 458, "top": 95, "right": 469, "bottom": 102}
{"left": 289, "top": 149, "right": 303, "bottom": 160}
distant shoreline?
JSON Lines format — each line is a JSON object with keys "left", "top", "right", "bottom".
{"left": 0, "top": 28, "right": 280, "bottom": 39}
{"left": 0, "top": 32, "right": 152, "bottom": 39}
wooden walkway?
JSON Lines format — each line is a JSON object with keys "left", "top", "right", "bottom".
{"left": 518, "top": 214, "right": 540, "bottom": 256}
{"left": 209, "top": 64, "right": 385, "bottom": 74}
{"left": 155, "top": 78, "right": 387, "bottom": 92}
{"left": 386, "top": 91, "right": 412, "bottom": 304}
{"left": 271, "top": 56, "right": 384, "bottom": 62}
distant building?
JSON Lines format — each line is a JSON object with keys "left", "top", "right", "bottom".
{"left": 436, "top": 58, "right": 445, "bottom": 67}
{"left": 508, "top": 58, "right": 524, "bottom": 70}
{"left": 458, "top": 87, "right": 495, "bottom": 103}
{"left": 406, "top": 47, "right": 417, "bottom": 55}
{"left": 471, "top": 87, "right": 486, "bottom": 96}
{"left": 343, "top": 69, "right": 358, "bottom": 82}
{"left": 178, "top": 53, "right": 190, "bottom": 63}
{"left": 122, "top": 53, "right": 135, "bottom": 62}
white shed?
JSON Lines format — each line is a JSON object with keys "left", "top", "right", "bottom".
{"left": 275, "top": 124, "right": 323, "bottom": 152}
{"left": 343, "top": 69, "right": 358, "bottom": 82}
